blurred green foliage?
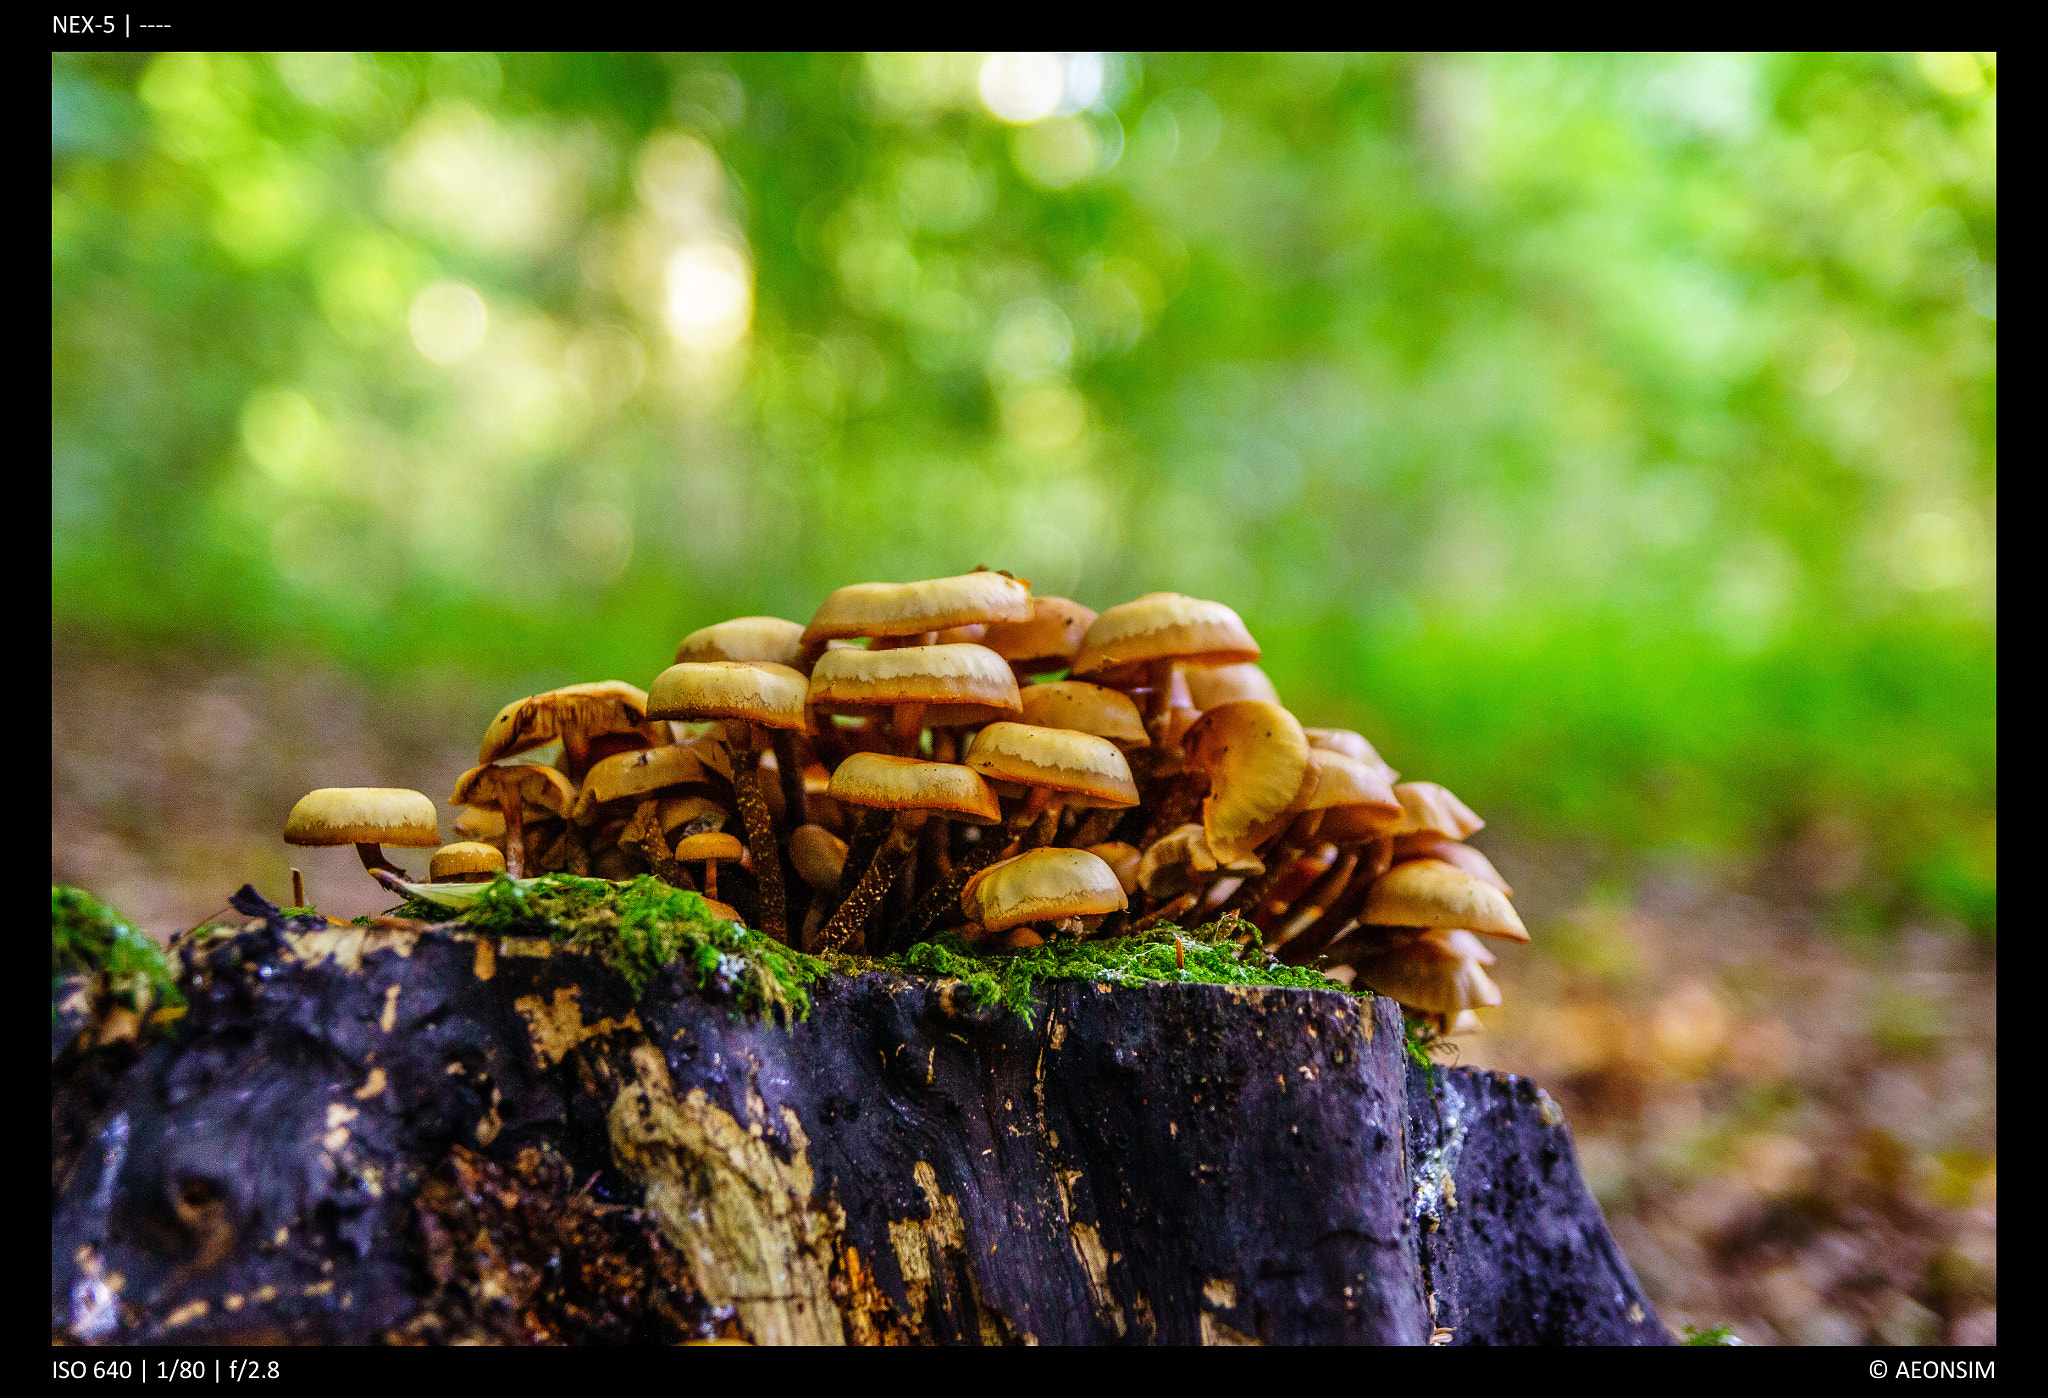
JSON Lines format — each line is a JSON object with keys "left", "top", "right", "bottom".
{"left": 51, "top": 52, "right": 1995, "bottom": 927}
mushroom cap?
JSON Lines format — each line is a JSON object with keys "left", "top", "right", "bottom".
{"left": 980, "top": 596, "right": 1098, "bottom": 671}
{"left": 430, "top": 842, "right": 506, "bottom": 879}
{"left": 1182, "top": 701, "right": 1311, "bottom": 864}
{"left": 1304, "top": 728, "right": 1399, "bottom": 783}
{"left": 657, "top": 795, "right": 728, "bottom": 835}
{"left": 964, "top": 722, "right": 1139, "bottom": 807}
{"left": 807, "top": 644, "right": 1021, "bottom": 714}
{"left": 962, "top": 847, "right": 1128, "bottom": 932}
{"left": 1389, "top": 782, "right": 1484, "bottom": 840}
{"left": 1396, "top": 838, "right": 1512, "bottom": 897}
{"left": 479, "top": 681, "right": 650, "bottom": 764}
{"left": 1362, "top": 858, "right": 1527, "bottom": 941}
{"left": 450, "top": 763, "right": 578, "bottom": 818}
{"left": 284, "top": 788, "right": 441, "bottom": 848}
{"left": 1070, "top": 593, "right": 1260, "bottom": 679}
{"left": 674, "top": 616, "right": 806, "bottom": 669}
{"left": 1300, "top": 750, "right": 1405, "bottom": 842}
{"left": 826, "top": 752, "right": 1002, "bottom": 823}
{"left": 1084, "top": 841, "right": 1143, "bottom": 896}
{"left": 1446, "top": 1009, "right": 1485, "bottom": 1037}
{"left": 671, "top": 831, "right": 746, "bottom": 864}
{"left": 803, "top": 570, "right": 1033, "bottom": 644}
{"left": 647, "top": 661, "right": 811, "bottom": 731}
{"left": 1427, "top": 927, "right": 1498, "bottom": 966}
{"left": 1184, "top": 662, "right": 1280, "bottom": 710}
{"left": 1349, "top": 935, "right": 1502, "bottom": 1016}
{"left": 788, "top": 823, "right": 849, "bottom": 892}
{"left": 1016, "top": 681, "right": 1149, "bottom": 747}
{"left": 932, "top": 623, "right": 989, "bottom": 645}
{"left": 574, "top": 742, "right": 716, "bottom": 816}
{"left": 1136, "top": 823, "right": 1265, "bottom": 896}
{"left": 452, "top": 805, "right": 506, "bottom": 842}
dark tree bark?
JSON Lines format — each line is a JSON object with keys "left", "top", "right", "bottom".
{"left": 50, "top": 890, "right": 1667, "bottom": 1346}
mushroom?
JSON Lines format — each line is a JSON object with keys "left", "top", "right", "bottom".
{"left": 1305, "top": 728, "right": 1399, "bottom": 784}
{"left": 449, "top": 764, "right": 577, "bottom": 880}
{"left": 1395, "top": 838, "right": 1513, "bottom": 897}
{"left": 670, "top": 831, "right": 745, "bottom": 904}
{"left": 962, "top": 847, "right": 1128, "bottom": 939}
{"left": 674, "top": 616, "right": 807, "bottom": 669}
{"left": 430, "top": 842, "right": 506, "bottom": 884}
{"left": 807, "top": 643, "right": 1021, "bottom": 756}
{"left": 1180, "top": 700, "right": 1311, "bottom": 865}
{"left": 1016, "top": 681, "right": 1150, "bottom": 747}
{"left": 478, "top": 681, "right": 660, "bottom": 785}
{"left": 283, "top": 788, "right": 440, "bottom": 890}
{"left": 788, "top": 823, "right": 849, "bottom": 895}
{"left": 1362, "top": 858, "right": 1528, "bottom": 942}
{"left": 979, "top": 595, "right": 1098, "bottom": 680}
{"left": 1388, "top": 782, "right": 1484, "bottom": 845}
{"left": 1345, "top": 928, "right": 1502, "bottom": 1019}
{"left": 1070, "top": 592, "right": 1260, "bottom": 730}
{"left": 800, "top": 570, "right": 1034, "bottom": 665}
{"left": 645, "top": 661, "right": 811, "bottom": 943}
{"left": 451, "top": 805, "right": 506, "bottom": 847}
{"left": 1085, "top": 841, "right": 1143, "bottom": 896}
{"left": 1183, "top": 662, "right": 1281, "bottom": 710}
{"left": 569, "top": 742, "right": 721, "bottom": 880}
{"left": 818, "top": 752, "right": 1000, "bottom": 953}
{"left": 964, "top": 721, "right": 1139, "bottom": 841}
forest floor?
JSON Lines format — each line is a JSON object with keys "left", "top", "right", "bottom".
{"left": 51, "top": 638, "right": 1996, "bottom": 1347}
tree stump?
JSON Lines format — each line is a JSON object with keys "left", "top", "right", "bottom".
{"left": 51, "top": 894, "right": 1667, "bottom": 1345}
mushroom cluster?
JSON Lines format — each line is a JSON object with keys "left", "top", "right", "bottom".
{"left": 281, "top": 571, "right": 1529, "bottom": 1033}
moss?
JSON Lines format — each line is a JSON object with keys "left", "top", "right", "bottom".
{"left": 867, "top": 918, "right": 1368, "bottom": 1028}
{"left": 1682, "top": 1323, "right": 1742, "bottom": 1345}
{"left": 402, "top": 874, "right": 829, "bottom": 1026}
{"left": 51, "top": 885, "right": 184, "bottom": 1017}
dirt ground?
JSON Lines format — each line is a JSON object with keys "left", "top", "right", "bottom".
{"left": 50, "top": 639, "right": 1996, "bottom": 1346}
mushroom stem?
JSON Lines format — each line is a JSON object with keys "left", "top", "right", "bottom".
{"left": 891, "top": 701, "right": 928, "bottom": 756}
{"left": 898, "top": 837, "right": 1007, "bottom": 946}
{"left": 1144, "top": 658, "right": 1175, "bottom": 728}
{"left": 733, "top": 751, "right": 788, "bottom": 942}
{"left": 703, "top": 860, "right": 718, "bottom": 900}
{"left": 290, "top": 868, "right": 305, "bottom": 909}
{"left": 353, "top": 842, "right": 407, "bottom": 879}
{"left": 1270, "top": 847, "right": 1362, "bottom": 947}
{"left": 818, "top": 812, "right": 927, "bottom": 954}
{"left": 771, "top": 730, "right": 809, "bottom": 828}
{"left": 562, "top": 730, "right": 592, "bottom": 784}
{"left": 498, "top": 794, "right": 526, "bottom": 880}
{"left": 1066, "top": 806, "right": 1125, "bottom": 849}
{"left": 1273, "top": 857, "right": 1380, "bottom": 966}
{"left": 1133, "top": 889, "right": 1200, "bottom": 931}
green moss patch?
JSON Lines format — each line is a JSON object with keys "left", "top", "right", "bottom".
{"left": 52, "top": 885, "right": 184, "bottom": 1016}
{"left": 397, "top": 873, "right": 829, "bottom": 1026}
{"left": 871, "top": 918, "right": 1367, "bottom": 1028}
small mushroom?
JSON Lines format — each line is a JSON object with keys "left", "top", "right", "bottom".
{"left": 789, "top": 823, "right": 850, "bottom": 893}
{"left": 1388, "top": 782, "right": 1484, "bottom": 843}
{"left": 819, "top": 753, "right": 1000, "bottom": 953}
{"left": 979, "top": 595, "right": 1098, "bottom": 680}
{"left": 808, "top": 643, "right": 1021, "bottom": 755}
{"left": 674, "top": 616, "right": 807, "bottom": 669}
{"left": 1071, "top": 592, "right": 1260, "bottom": 729}
{"left": 801, "top": 570, "right": 1034, "bottom": 659}
{"left": 1304, "top": 728, "right": 1399, "bottom": 784}
{"left": 1345, "top": 928, "right": 1502, "bottom": 1018}
{"left": 283, "top": 788, "right": 440, "bottom": 889}
{"left": 1016, "top": 681, "right": 1150, "bottom": 747}
{"left": 1395, "top": 838, "right": 1513, "bottom": 897}
{"left": 1298, "top": 749, "right": 1405, "bottom": 845}
{"left": 645, "top": 660, "right": 811, "bottom": 942}
{"left": 671, "top": 831, "right": 746, "bottom": 903}
{"left": 449, "top": 764, "right": 577, "bottom": 880}
{"left": 962, "top": 847, "right": 1127, "bottom": 937}
{"left": 1180, "top": 700, "right": 1311, "bottom": 865}
{"left": 964, "top": 721, "right": 1139, "bottom": 840}
{"left": 1183, "top": 662, "right": 1280, "bottom": 710}
{"left": 430, "top": 842, "right": 506, "bottom": 884}
{"left": 1362, "top": 858, "right": 1528, "bottom": 942}
{"left": 478, "top": 681, "right": 659, "bottom": 784}
{"left": 1084, "top": 841, "right": 1142, "bottom": 896}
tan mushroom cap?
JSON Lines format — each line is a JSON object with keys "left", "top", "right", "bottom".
{"left": 1446, "top": 1009, "right": 1485, "bottom": 1037}
{"left": 647, "top": 661, "right": 811, "bottom": 731}
{"left": 807, "top": 644, "right": 1021, "bottom": 713}
{"left": 1070, "top": 593, "right": 1260, "bottom": 679}
{"left": 803, "top": 570, "right": 1033, "bottom": 644}
{"left": 1389, "top": 782, "right": 1484, "bottom": 841}
{"left": 284, "top": 788, "right": 441, "bottom": 847}
{"left": 1362, "top": 858, "right": 1528, "bottom": 941}
{"left": 1182, "top": 700, "right": 1311, "bottom": 864}
{"left": 671, "top": 832, "right": 746, "bottom": 864}
{"left": 674, "top": 617, "right": 805, "bottom": 669}
{"left": 1136, "top": 822, "right": 1264, "bottom": 896}
{"left": 788, "top": 823, "right": 849, "bottom": 892}
{"left": 1300, "top": 750, "right": 1405, "bottom": 843}
{"left": 964, "top": 722, "right": 1139, "bottom": 807}
{"left": 574, "top": 743, "right": 716, "bottom": 817}
{"left": 1428, "top": 927, "right": 1498, "bottom": 966}
{"left": 1184, "top": 662, "right": 1280, "bottom": 710}
{"left": 1016, "top": 681, "right": 1149, "bottom": 747}
{"left": 657, "top": 796, "right": 728, "bottom": 835}
{"left": 1305, "top": 728, "right": 1399, "bottom": 783}
{"left": 452, "top": 805, "right": 505, "bottom": 842}
{"left": 479, "top": 681, "right": 650, "bottom": 764}
{"left": 980, "top": 596, "right": 1098, "bottom": 671}
{"left": 1397, "top": 838, "right": 1512, "bottom": 897}
{"left": 1085, "top": 842, "right": 1143, "bottom": 896}
{"left": 826, "top": 752, "right": 1002, "bottom": 823}
{"left": 1350, "top": 935, "right": 1502, "bottom": 1016}
{"left": 450, "top": 763, "right": 578, "bottom": 818}
{"left": 962, "top": 847, "right": 1128, "bottom": 932}
{"left": 431, "top": 842, "right": 506, "bottom": 880}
